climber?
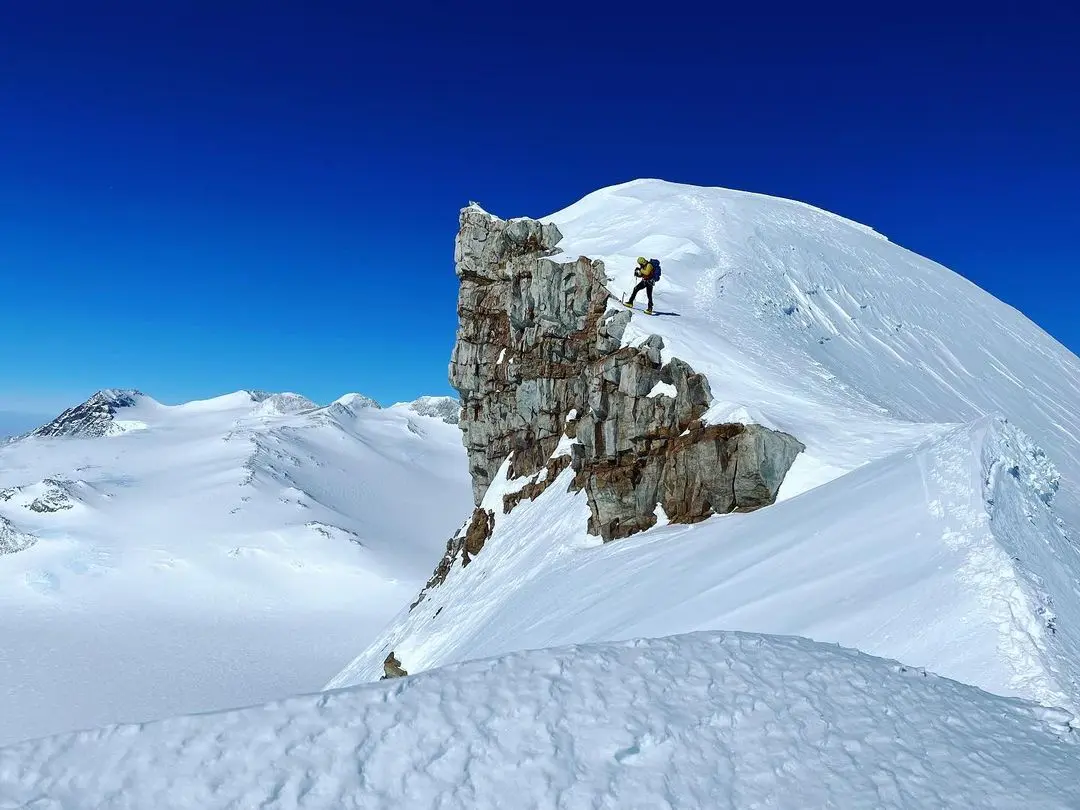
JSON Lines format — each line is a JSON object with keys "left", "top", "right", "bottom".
{"left": 625, "top": 256, "right": 661, "bottom": 314}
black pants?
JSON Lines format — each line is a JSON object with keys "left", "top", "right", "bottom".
{"left": 628, "top": 279, "right": 654, "bottom": 309}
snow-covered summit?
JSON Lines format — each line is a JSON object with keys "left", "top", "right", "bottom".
{"left": 250, "top": 392, "right": 319, "bottom": 417}
{"left": 30, "top": 388, "right": 152, "bottom": 438}
{"left": 396, "top": 395, "right": 460, "bottom": 424}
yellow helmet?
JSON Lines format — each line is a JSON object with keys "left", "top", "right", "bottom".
{"left": 636, "top": 257, "right": 647, "bottom": 266}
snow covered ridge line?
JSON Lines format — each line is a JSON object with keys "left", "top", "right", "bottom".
{"left": 546, "top": 177, "right": 893, "bottom": 242}
{"left": 972, "top": 417, "right": 1080, "bottom": 708}
{"left": 29, "top": 388, "right": 146, "bottom": 439}
{"left": 3, "top": 631, "right": 1079, "bottom": 810}
{"left": 17, "top": 388, "right": 464, "bottom": 440}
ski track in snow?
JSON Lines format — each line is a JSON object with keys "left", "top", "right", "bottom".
{"left": 3, "top": 632, "right": 1079, "bottom": 810}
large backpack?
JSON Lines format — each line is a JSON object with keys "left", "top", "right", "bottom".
{"left": 649, "top": 258, "right": 662, "bottom": 280}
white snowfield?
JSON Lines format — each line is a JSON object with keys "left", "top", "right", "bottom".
{"left": 3, "top": 632, "right": 1078, "bottom": 810}
{"left": 0, "top": 390, "right": 470, "bottom": 745}
{"left": 332, "top": 180, "right": 1080, "bottom": 715}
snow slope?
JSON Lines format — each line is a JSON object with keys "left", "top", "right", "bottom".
{"left": 332, "top": 180, "right": 1080, "bottom": 710}
{"left": 4, "top": 632, "right": 1078, "bottom": 809}
{"left": 0, "top": 389, "right": 470, "bottom": 745}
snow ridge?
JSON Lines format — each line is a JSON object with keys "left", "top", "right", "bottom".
{"left": 977, "top": 419, "right": 1080, "bottom": 708}
{"left": 4, "top": 631, "right": 1079, "bottom": 810}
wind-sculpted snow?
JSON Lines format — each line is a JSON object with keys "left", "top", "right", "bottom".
{"left": 4, "top": 632, "right": 1078, "bottom": 809}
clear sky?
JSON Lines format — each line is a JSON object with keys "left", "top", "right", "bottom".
{"left": 1, "top": 2, "right": 1076, "bottom": 415}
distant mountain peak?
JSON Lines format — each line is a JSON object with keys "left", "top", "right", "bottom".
{"left": 320, "top": 393, "right": 382, "bottom": 421}
{"left": 30, "top": 389, "right": 148, "bottom": 439}
{"left": 251, "top": 392, "right": 319, "bottom": 416}
{"left": 334, "top": 393, "right": 381, "bottom": 410}
{"left": 398, "top": 395, "right": 460, "bottom": 425}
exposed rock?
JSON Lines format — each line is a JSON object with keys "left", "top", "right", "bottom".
{"left": 410, "top": 205, "right": 804, "bottom": 602}
{"left": 380, "top": 652, "right": 408, "bottom": 679}
{"left": 27, "top": 478, "right": 78, "bottom": 514}
{"left": 462, "top": 507, "right": 495, "bottom": 562}
{"left": 450, "top": 207, "right": 610, "bottom": 505}
{"left": 31, "top": 389, "right": 144, "bottom": 439}
{"left": 28, "top": 492, "right": 74, "bottom": 514}
{"left": 0, "top": 516, "right": 36, "bottom": 555}
{"left": 446, "top": 205, "right": 805, "bottom": 543}
{"left": 411, "top": 507, "right": 495, "bottom": 609}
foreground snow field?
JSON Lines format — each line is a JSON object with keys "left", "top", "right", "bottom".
{"left": 0, "top": 390, "right": 469, "bottom": 745}
{"left": 2, "top": 632, "right": 1077, "bottom": 809}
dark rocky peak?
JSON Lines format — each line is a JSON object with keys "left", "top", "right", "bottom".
{"left": 31, "top": 389, "right": 146, "bottom": 439}
{"left": 413, "top": 205, "right": 805, "bottom": 603}
{"left": 0, "top": 515, "right": 36, "bottom": 555}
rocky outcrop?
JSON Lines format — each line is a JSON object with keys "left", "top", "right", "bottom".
{"left": 381, "top": 652, "right": 408, "bottom": 679}
{"left": 413, "top": 204, "right": 803, "bottom": 601}
{"left": 31, "top": 389, "right": 143, "bottom": 438}
{"left": 413, "top": 507, "right": 496, "bottom": 606}
{"left": 448, "top": 205, "right": 803, "bottom": 537}
{"left": 0, "top": 516, "right": 36, "bottom": 555}
{"left": 28, "top": 479, "right": 76, "bottom": 513}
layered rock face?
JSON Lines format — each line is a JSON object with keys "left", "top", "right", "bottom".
{"left": 444, "top": 205, "right": 804, "bottom": 550}
{"left": 30, "top": 389, "right": 143, "bottom": 439}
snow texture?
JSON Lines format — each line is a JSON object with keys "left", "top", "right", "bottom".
{"left": 333, "top": 180, "right": 1080, "bottom": 713}
{"left": 3, "top": 632, "right": 1078, "bottom": 809}
{"left": 0, "top": 389, "right": 471, "bottom": 745}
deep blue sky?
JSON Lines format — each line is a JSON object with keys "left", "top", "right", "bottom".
{"left": 2, "top": 2, "right": 1077, "bottom": 414}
